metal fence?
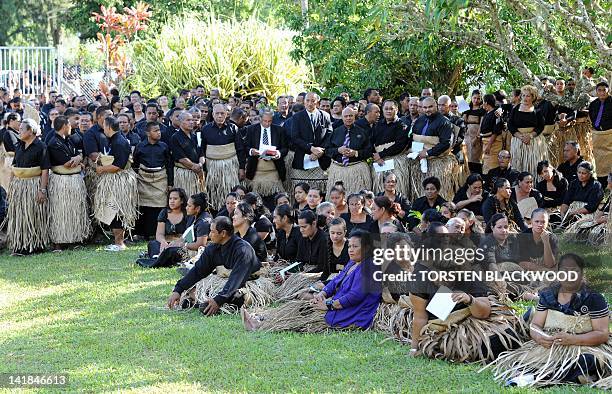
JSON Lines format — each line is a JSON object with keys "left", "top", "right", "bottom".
{"left": 0, "top": 46, "right": 63, "bottom": 95}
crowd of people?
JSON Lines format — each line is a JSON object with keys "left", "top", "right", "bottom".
{"left": 0, "top": 70, "right": 610, "bottom": 388}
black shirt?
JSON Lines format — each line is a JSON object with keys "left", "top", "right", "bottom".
{"left": 507, "top": 106, "right": 545, "bottom": 136}
{"left": 275, "top": 225, "right": 301, "bottom": 261}
{"left": 371, "top": 117, "right": 408, "bottom": 158}
{"left": 47, "top": 133, "right": 78, "bottom": 166}
{"left": 296, "top": 227, "right": 328, "bottom": 273}
{"left": 157, "top": 208, "right": 188, "bottom": 237}
{"left": 354, "top": 117, "right": 375, "bottom": 140}
{"left": 563, "top": 178, "right": 604, "bottom": 213}
{"left": 122, "top": 130, "right": 141, "bottom": 148}
{"left": 170, "top": 130, "right": 201, "bottom": 163}
{"left": 536, "top": 176, "right": 568, "bottom": 208}
{"left": 340, "top": 212, "right": 373, "bottom": 234}
{"left": 412, "top": 195, "right": 447, "bottom": 214}
{"left": 519, "top": 228, "right": 559, "bottom": 262}
{"left": 69, "top": 130, "right": 84, "bottom": 154}
{"left": 2, "top": 127, "right": 19, "bottom": 152}
{"left": 272, "top": 111, "right": 290, "bottom": 126}
{"left": 83, "top": 124, "right": 109, "bottom": 156}
{"left": 407, "top": 195, "right": 447, "bottom": 230}
{"left": 173, "top": 235, "right": 261, "bottom": 305}
{"left": 107, "top": 132, "right": 131, "bottom": 169}
{"left": 557, "top": 157, "right": 584, "bottom": 185}
{"left": 485, "top": 166, "right": 520, "bottom": 192}
{"left": 481, "top": 195, "right": 528, "bottom": 232}
{"left": 452, "top": 188, "right": 490, "bottom": 216}
{"left": 588, "top": 96, "right": 612, "bottom": 131}
{"left": 14, "top": 138, "right": 51, "bottom": 169}
{"left": 200, "top": 122, "right": 246, "bottom": 169}
{"left": 479, "top": 108, "right": 504, "bottom": 137}
{"left": 132, "top": 140, "right": 174, "bottom": 185}
{"left": 478, "top": 234, "right": 521, "bottom": 268}
{"left": 410, "top": 112, "right": 453, "bottom": 157}
{"left": 240, "top": 226, "right": 267, "bottom": 262}
{"left": 408, "top": 262, "right": 489, "bottom": 319}
{"left": 536, "top": 99, "right": 556, "bottom": 126}
{"left": 329, "top": 242, "right": 349, "bottom": 274}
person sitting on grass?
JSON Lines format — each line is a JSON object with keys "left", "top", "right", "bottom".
{"left": 407, "top": 223, "right": 525, "bottom": 362}
{"left": 167, "top": 216, "right": 262, "bottom": 316}
{"left": 136, "top": 192, "right": 211, "bottom": 268}
{"left": 145, "top": 188, "right": 188, "bottom": 259}
{"left": 487, "top": 253, "right": 611, "bottom": 387}
{"left": 242, "top": 230, "right": 381, "bottom": 332}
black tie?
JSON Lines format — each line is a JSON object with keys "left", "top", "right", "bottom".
{"left": 262, "top": 128, "right": 269, "bottom": 145}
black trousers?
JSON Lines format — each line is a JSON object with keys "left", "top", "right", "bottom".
{"left": 135, "top": 206, "right": 163, "bottom": 237}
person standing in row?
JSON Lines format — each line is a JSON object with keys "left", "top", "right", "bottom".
{"left": 371, "top": 100, "right": 409, "bottom": 195}
{"left": 201, "top": 104, "right": 246, "bottom": 210}
{"left": 291, "top": 92, "right": 332, "bottom": 194}
{"left": 508, "top": 85, "right": 547, "bottom": 176}
{"left": 133, "top": 121, "right": 174, "bottom": 239}
{"left": 94, "top": 116, "right": 139, "bottom": 252}
{"left": 46, "top": 116, "right": 90, "bottom": 247}
{"left": 170, "top": 112, "right": 205, "bottom": 199}
{"left": 245, "top": 108, "right": 287, "bottom": 211}
{"left": 326, "top": 107, "right": 372, "bottom": 197}
{"left": 589, "top": 82, "right": 612, "bottom": 185}
{"left": 4, "top": 119, "right": 51, "bottom": 254}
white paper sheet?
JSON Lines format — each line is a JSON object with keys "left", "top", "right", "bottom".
{"left": 426, "top": 286, "right": 457, "bottom": 321}
{"left": 455, "top": 95, "right": 470, "bottom": 114}
{"left": 373, "top": 159, "right": 395, "bottom": 173}
{"left": 411, "top": 141, "right": 424, "bottom": 153}
{"left": 303, "top": 154, "right": 320, "bottom": 169}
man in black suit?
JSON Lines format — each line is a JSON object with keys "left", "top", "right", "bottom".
{"left": 245, "top": 108, "right": 287, "bottom": 210}
{"left": 290, "top": 92, "right": 332, "bottom": 194}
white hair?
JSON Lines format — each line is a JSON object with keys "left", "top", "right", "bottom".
{"left": 21, "top": 118, "right": 40, "bottom": 135}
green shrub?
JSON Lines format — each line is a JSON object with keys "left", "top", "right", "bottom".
{"left": 121, "top": 17, "right": 314, "bottom": 99}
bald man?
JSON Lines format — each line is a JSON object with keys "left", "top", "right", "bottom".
{"left": 170, "top": 111, "right": 205, "bottom": 198}
{"left": 407, "top": 97, "right": 456, "bottom": 200}
{"left": 200, "top": 103, "right": 246, "bottom": 209}
{"left": 325, "top": 107, "right": 373, "bottom": 196}
{"left": 290, "top": 92, "right": 332, "bottom": 193}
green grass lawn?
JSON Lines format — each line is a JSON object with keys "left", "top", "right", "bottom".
{"left": 0, "top": 242, "right": 609, "bottom": 393}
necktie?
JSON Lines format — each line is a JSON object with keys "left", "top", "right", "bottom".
{"left": 342, "top": 130, "right": 350, "bottom": 166}
{"left": 422, "top": 119, "right": 430, "bottom": 136}
{"left": 262, "top": 128, "right": 269, "bottom": 146}
{"left": 594, "top": 101, "right": 604, "bottom": 129}
{"left": 310, "top": 113, "right": 315, "bottom": 127}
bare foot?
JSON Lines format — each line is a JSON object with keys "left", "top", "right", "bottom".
{"left": 241, "top": 307, "right": 261, "bottom": 331}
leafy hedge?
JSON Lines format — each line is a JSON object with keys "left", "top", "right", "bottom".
{"left": 122, "top": 17, "right": 313, "bottom": 99}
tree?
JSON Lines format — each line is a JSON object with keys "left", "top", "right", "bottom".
{"left": 387, "top": 0, "right": 610, "bottom": 84}
{"left": 288, "top": 0, "right": 495, "bottom": 98}
{"left": 0, "top": 0, "right": 72, "bottom": 46}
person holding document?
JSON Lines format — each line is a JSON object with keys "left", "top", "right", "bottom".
{"left": 405, "top": 223, "right": 526, "bottom": 362}
{"left": 406, "top": 97, "right": 457, "bottom": 201}
{"left": 325, "top": 107, "right": 372, "bottom": 197}
{"left": 245, "top": 108, "right": 287, "bottom": 209}
{"left": 290, "top": 92, "right": 332, "bottom": 195}
{"left": 370, "top": 100, "right": 409, "bottom": 195}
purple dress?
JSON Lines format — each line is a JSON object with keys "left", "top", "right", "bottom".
{"left": 323, "top": 259, "right": 381, "bottom": 329}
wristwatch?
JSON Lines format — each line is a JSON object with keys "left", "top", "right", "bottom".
{"left": 325, "top": 299, "right": 334, "bottom": 311}
{"left": 39, "top": 188, "right": 47, "bottom": 194}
